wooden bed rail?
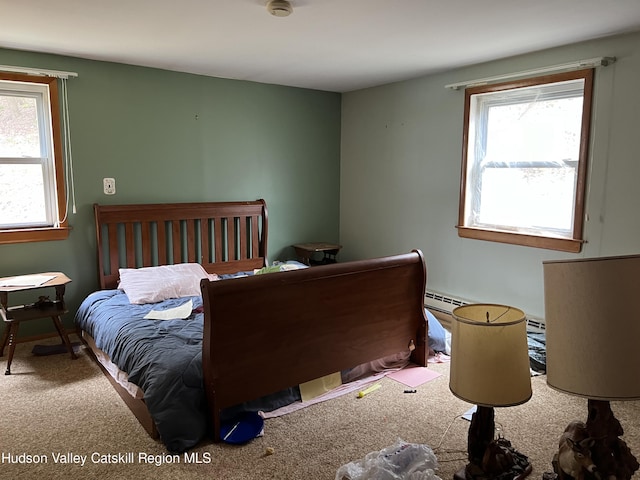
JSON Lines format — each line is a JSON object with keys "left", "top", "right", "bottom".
{"left": 201, "top": 249, "right": 428, "bottom": 441}
{"left": 94, "top": 200, "right": 268, "bottom": 289}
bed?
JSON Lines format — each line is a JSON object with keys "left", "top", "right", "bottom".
{"left": 76, "top": 199, "right": 429, "bottom": 452}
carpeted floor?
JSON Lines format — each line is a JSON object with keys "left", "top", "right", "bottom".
{"left": 1, "top": 338, "right": 639, "bottom": 480}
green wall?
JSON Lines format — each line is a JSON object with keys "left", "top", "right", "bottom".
{"left": 340, "top": 30, "right": 640, "bottom": 319}
{"left": 0, "top": 49, "right": 341, "bottom": 336}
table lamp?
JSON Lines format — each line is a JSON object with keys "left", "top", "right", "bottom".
{"left": 450, "top": 303, "right": 533, "bottom": 480}
{"left": 543, "top": 254, "right": 640, "bottom": 479}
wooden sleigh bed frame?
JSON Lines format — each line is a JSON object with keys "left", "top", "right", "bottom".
{"left": 86, "top": 199, "right": 428, "bottom": 444}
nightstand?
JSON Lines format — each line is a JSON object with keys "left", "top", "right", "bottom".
{"left": 0, "top": 272, "right": 77, "bottom": 375}
{"left": 293, "top": 242, "right": 342, "bottom": 266}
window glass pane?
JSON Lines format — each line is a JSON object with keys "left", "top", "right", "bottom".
{"left": 479, "top": 166, "right": 576, "bottom": 233}
{"left": 0, "top": 163, "right": 47, "bottom": 226}
{"left": 484, "top": 96, "right": 583, "bottom": 166}
{"left": 0, "top": 94, "right": 41, "bottom": 158}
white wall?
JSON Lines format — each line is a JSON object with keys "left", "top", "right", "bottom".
{"left": 340, "top": 30, "right": 640, "bottom": 318}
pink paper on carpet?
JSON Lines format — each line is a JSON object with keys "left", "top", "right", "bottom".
{"left": 387, "top": 365, "right": 441, "bottom": 388}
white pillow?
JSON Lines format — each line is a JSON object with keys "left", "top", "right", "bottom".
{"left": 118, "top": 263, "right": 219, "bottom": 304}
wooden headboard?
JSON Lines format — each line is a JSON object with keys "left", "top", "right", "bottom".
{"left": 94, "top": 200, "right": 268, "bottom": 289}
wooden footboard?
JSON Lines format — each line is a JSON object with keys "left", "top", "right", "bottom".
{"left": 201, "top": 250, "right": 428, "bottom": 441}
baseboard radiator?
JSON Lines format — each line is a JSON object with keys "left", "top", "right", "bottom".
{"left": 424, "top": 290, "right": 546, "bottom": 333}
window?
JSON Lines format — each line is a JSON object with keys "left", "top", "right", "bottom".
{"left": 0, "top": 72, "right": 69, "bottom": 244}
{"left": 457, "top": 69, "right": 593, "bottom": 253}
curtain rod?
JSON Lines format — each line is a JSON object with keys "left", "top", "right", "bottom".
{"left": 0, "top": 64, "right": 78, "bottom": 79}
{"left": 444, "top": 56, "right": 615, "bottom": 90}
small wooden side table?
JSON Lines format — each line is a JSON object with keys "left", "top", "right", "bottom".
{"left": 293, "top": 242, "right": 342, "bottom": 266}
{"left": 0, "top": 272, "right": 77, "bottom": 375}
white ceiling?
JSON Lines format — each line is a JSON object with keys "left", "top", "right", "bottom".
{"left": 2, "top": 0, "right": 640, "bottom": 92}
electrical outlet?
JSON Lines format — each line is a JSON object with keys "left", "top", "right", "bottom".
{"left": 103, "top": 178, "right": 116, "bottom": 195}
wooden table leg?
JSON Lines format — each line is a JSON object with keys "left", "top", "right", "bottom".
{"left": 0, "top": 324, "right": 9, "bottom": 357}
{"left": 51, "top": 316, "right": 77, "bottom": 360}
{"left": 0, "top": 292, "right": 8, "bottom": 358}
{"left": 4, "top": 322, "right": 19, "bottom": 375}
{"left": 293, "top": 247, "right": 311, "bottom": 266}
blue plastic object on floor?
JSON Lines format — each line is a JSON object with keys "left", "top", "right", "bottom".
{"left": 219, "top": 411, "right": 264, "bottom": 444}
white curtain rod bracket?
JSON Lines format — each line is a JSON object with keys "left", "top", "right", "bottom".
{"left": 0, "top": 64, "right": 78, "bottom": 79}
{"left": 445, "top": 56, "right": 615, "bottom": 90}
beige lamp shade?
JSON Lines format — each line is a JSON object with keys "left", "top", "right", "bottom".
{"left": 449, "top": 304, "right": 532, "bottom": 407}
{"left": 543, "top": 254, "right": 640, "bottom": 400}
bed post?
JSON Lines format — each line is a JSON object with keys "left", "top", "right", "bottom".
{"left": 257, "top": 199, "right": 268, "bottom": 261}
{"left": 410, "top": 249, "right": 429, "bottom": 368}
{"left": 201, "top": 279, "right": 220, "bottom": 441}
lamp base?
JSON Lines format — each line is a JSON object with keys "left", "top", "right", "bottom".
{"left": 548, "top": 400, "right": 639, "bottom": 480}
{"left": 455, "top": 471, "right": 534, "bottom": 480}
{"left": 454, "top": 466, "right": 532, "bottom": 480}
{"left": 459, "top": 406, "right": 532, "bottom": 480}
{"left": 454, "top": 438, "right": 532, "bottom": 480}
{"left": 587, "top": 400, "right": 639, "bottom": 479}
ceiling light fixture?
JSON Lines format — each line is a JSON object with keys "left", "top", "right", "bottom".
{"left": 267, "top": 0, "right": 293, "bottom": 17}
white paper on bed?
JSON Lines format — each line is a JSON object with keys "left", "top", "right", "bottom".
{"left": 144, "top": 299, "right": 193, "bottom": 320}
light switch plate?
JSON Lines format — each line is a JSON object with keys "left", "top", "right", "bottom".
{"left": 103, "top": 177, "right": 116, "bottom": 195}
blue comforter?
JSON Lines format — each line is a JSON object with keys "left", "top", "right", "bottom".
{"left": 75, "top": 290, "right": 209, "bottom": 453}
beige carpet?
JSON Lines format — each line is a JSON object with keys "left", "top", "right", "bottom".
{"left": 1, "top": 338, "right": 639, "bottom": 480}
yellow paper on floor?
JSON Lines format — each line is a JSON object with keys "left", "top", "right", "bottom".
{"left": 299, "top": 372, "right": 342, "bottom": 402}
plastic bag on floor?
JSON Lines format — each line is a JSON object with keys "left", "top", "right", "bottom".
{"left": 335, "top": 438, "right": 441, "bottom": 480}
